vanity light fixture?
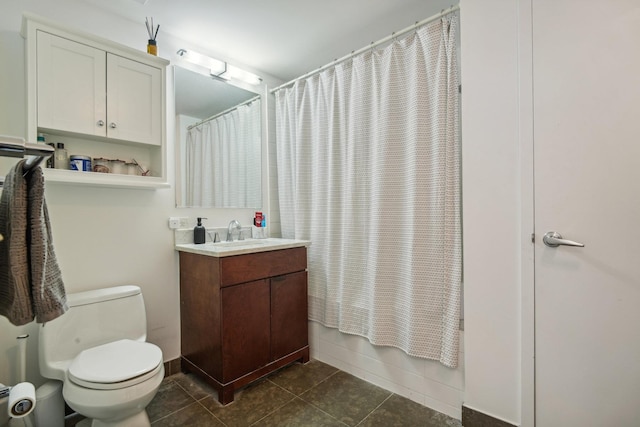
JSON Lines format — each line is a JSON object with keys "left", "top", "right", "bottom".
{"left": 176, "top": 49, "right": 262, "bottom": 85}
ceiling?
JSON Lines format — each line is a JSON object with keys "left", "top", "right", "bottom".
{"left": 81, "top": 0, "right": 457, "bottom": 83}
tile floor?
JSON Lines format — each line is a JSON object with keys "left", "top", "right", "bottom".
{"left": 68, "top": 360, "right": 462, "bottom": 426}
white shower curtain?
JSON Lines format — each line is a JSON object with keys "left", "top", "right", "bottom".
{"left": 275, "top": 16, "right": 460, "bottom": 367}
{"left": 186, "top": 99, "right": 261, "bottom": 208}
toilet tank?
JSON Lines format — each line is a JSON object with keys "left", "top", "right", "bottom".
{"left": 39, "top": 285, "right": 148, "bottom": 380}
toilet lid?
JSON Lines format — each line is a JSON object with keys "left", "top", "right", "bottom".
{"left": 68, "top": 339, "right": 162, "bottom": 385}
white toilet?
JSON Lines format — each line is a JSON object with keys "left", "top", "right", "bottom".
{"left": 39, "top": 285, "right": 164, "bottom": 427}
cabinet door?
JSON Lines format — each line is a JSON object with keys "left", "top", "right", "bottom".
{"left": 106, "top": 54, "right": 162, "bottom": 146}
{"left": 221, "top": 279, "right": 270, "bottom": 382}
{"left": 271, "top": 271, "right": 308, "bottom": 360}
{"left": 37, "top": 31, "right": 106, "bottom": 136}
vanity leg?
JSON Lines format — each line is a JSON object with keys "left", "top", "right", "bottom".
{"left": 219, "top": 385, "right": 235, "bottom": 405}
{"left": 300, "top": 347, "right": 310, "bottom": 363}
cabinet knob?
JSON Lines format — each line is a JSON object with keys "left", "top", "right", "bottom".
{"left": 97, "top": 120, "right": 105, "bottom": 127}
{"left": 109, "top": 122, "right": 117, "bottom": 129}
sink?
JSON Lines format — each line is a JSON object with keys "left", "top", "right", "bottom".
{"left": 205, "top": 239, "right": 267, "bottom": 247}
{"left": 176, "top": 238, "right": 310, "bottom": 257}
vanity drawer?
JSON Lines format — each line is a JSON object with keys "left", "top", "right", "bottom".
{"left": 219, "top": 247, "right": 307, "bottom": 287}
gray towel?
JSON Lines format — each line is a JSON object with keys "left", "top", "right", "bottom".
{"left": 0, "top": 160, "right": 67, "bottom": 326}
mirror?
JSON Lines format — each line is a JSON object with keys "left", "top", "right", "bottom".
{"left": 174, "top": 65, "right": 262, "bottom": 208}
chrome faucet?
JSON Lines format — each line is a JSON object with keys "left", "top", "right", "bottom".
{"left": 227, "top": 220, "right": 242, "bottom": 242}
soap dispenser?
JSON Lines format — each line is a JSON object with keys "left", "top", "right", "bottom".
{"left": 194, "top": 217, "right": 207, "bottom": 244}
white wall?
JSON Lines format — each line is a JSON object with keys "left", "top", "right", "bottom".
{"left": 460, "top": 0, "right": 524, "bottom": 424}
{"left": 0, "top": 0, "right": 265, "bottom": 390}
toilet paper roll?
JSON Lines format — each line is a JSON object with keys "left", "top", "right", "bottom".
{"left": 8, "top": 382, "right": 36, "bottom": 418}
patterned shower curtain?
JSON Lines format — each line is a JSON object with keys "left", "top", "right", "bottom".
{"left": 275, "top": 16, "right": 460, "bottom": 367}
{"left": 185, "top": 99, "right": 261, "bottom": 208}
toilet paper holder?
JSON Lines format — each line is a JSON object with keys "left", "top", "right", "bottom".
{"left": 1, "top": 382, "right": 36, "bottom": 418}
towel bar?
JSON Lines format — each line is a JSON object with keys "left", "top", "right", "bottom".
{"left": 0, "top": 135, "right": 54, "bottom": 177}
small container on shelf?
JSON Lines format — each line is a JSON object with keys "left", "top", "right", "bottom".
{"left": 125, "top": 162, "right": 139, "bottom": 175}
{"left": 45, "top": 143, "right": 55, "bottom": 168}
{"left": 54, "top": 143, "right": 68, "bottom": 170}
{"left": 93, "top": 158, "right": 110, "bottom": 173}
{"left": 109, "top": 159, "right": 126, "bottom": 174}
{"left": 69, "top": 155, "right": 91, "bottom": 172}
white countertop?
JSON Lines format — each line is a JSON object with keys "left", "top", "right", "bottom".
{"left": 175, "top": 238, "right": 310, "bottom": 258}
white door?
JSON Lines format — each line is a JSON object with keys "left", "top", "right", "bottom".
{"left": 534, "top": 1, "right": 640, "bottom": 425}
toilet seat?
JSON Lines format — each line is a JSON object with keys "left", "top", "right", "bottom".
{"left": 68, "top": 339, "right": 163, "bottom": 390}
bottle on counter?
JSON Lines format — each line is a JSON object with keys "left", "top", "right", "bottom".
{"left": 54, "top": 142, "right": 69, "bottom": 170}
{"left": 194, "top": 217, "right": 206, "bottom": 244}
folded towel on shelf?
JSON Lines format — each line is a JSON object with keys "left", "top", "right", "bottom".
{"left": 0, "top": 160, "right": 67, "bottom": 326}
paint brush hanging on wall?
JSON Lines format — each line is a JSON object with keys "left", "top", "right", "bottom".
{"left": 145, "top": 17, "right": 159, "bottom": 55}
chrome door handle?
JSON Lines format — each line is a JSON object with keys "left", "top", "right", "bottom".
{"left": 543, "top": 231, "right": 585, "bottom": 248}
{"left": 109, "top": 122, "right": 117, "bottom": 129}
{"left": 97, "top": 120, "right": 105, "bottom": 127}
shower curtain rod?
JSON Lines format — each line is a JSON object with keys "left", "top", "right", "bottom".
{"left": 270, "top": 4, "right": 460, "bottom": 94}
{"left": 187, "top": 95, "right": 260, "bottom": 130}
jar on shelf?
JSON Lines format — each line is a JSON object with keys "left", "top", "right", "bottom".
{"left": 125, "top": 162, "right": 139, "bottom": 175}
{"left": 109, "top": 159, "right": 126, "bottom": 175}
{"left": 69, "top": 155, "right": 91, "bottom": 172}
{"left": 93, "top": 157, "right": 110, "bottom": 173}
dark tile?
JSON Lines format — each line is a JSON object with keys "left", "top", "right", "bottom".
{"left": 199, "top": 378, "right": 295, "bottom": 426}
{"left": 253, "top": 397, "right": 347, "bottom": 427}
{"left": 300, "top": 371, "right": 391, "bottom": 426}
{"left": 269, "top": 360, "right": 339, "bottom": 395}
{"left": 431, "top": 412, "right": 464, "bottom": 427}
{"left": 171, "top": 372, "right": 218, "bottom": 401}
{"left": 360, "top": 394, "right": 462, "bottom": 427}
{"left": 147, "top": 378, "right": 196, "bottom": 422}
{"left": 151, "top": 402, "right": 224, "bottom": 426}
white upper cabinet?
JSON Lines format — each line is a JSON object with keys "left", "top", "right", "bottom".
{"left": 23, "top": 13, "right": 169, "bottom": 188}
{"left": 36, "top": 31, "right": 162, "bottom": 146}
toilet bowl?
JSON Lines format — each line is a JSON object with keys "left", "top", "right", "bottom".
{"left": 39, "top": 286, "right": 164, "bottom": 427}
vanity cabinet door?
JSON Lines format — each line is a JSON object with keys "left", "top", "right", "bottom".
{"left": 270, "top": 271, "right": 308, "bottom": 361}
{"left": 37, "top": 31, "right": 106, "bottom": 137}
{"left": 106, "top": 54, "right": 162, "bottom": 146}
{"left": 221, "top": 279, "right": 270, "bottom": 382}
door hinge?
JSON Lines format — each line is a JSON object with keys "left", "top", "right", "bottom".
{"left": 531, "top": 233, "right": 535, "bottom": 243}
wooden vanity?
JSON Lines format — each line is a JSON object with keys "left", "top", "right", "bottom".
{"left": 177, "top": 240, "right": 309, "bottom": 404}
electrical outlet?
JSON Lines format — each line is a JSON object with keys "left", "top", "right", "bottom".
{"left": 178, "top": 217, "right": 190, "bottom": 228}
{"left": 168, "top": 217, "right": 180, "bottom": 229}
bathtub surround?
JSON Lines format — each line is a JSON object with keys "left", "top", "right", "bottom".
{"left": 275, "top": 15, "right": 461, "bottom": 366}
